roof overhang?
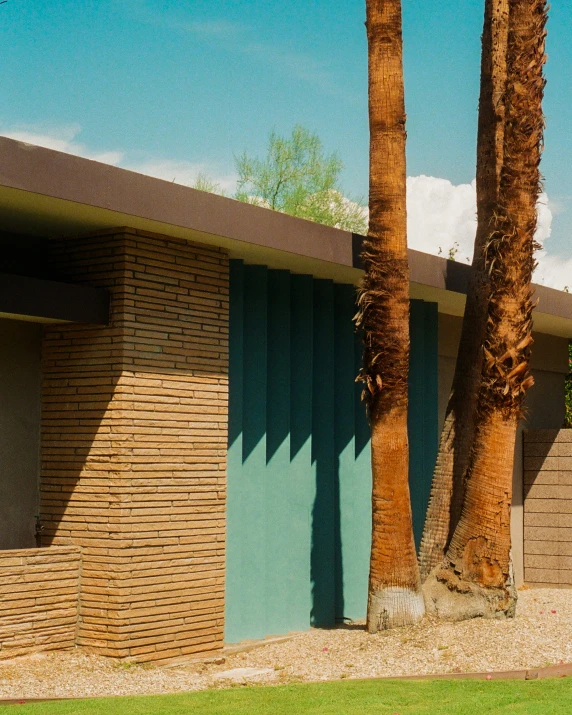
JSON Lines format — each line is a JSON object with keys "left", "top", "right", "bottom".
{"left": 0, "top": 136, "right": 571, "bottom": 338}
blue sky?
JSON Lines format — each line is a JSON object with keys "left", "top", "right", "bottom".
{"left": 2, "top": 1, "right": 571, "bottom": 284}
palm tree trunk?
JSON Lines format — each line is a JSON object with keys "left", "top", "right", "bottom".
{"left": 418, "top": 0, "right": 509, "bottom": 582}
{"left": 423, "top": 0, "right": 547, "bottom": 620}
{"left": 356, "top": 0, "right": 424, "bottom": 631}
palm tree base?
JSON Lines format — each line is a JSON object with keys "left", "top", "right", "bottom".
{"left": 422, "top": 564, "right": 517, "bottom": 622}
{"left": 366, "top": 587, "right": 426, "bottom": 632}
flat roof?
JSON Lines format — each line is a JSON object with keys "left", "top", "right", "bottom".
{"left": 1, "top": 135, "right": 571, "bottom": 338}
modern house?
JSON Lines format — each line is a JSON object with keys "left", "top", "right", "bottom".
{"left": 0, "top": 136, "right": 570, "bottom": 662}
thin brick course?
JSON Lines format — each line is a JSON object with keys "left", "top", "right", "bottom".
{"left": 40, "top": 228, "right": 229, "bottom": 663}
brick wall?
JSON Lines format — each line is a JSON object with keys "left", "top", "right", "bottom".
{"left": 524, "top": 429, "right": 572, "bottom": 587}
{"left": 41, "top": 228, "right": 229, "bottom": 662}
{"left": 0, "top": 547, "right": 80, "bottom": 659}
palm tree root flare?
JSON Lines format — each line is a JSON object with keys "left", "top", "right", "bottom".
{"left": 422, "top": 560, "right": 517, "bottom": 622}
{"left": 367, "top": 587, "right": 426, "bottom": 632}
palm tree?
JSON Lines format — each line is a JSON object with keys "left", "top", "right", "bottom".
{"left": 423, "top": 0, "right": 547, "bottom": 620}
{"left": 418, "top": 0, "right": 510, "bottom": 582}
{"left": 356, "top": 0, "right": 424, "bottom": 631}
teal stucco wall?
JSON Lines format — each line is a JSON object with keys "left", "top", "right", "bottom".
{"left": 225, "top": 261, "right": 438, "bottom": 644}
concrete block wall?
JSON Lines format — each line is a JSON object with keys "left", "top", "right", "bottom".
{"left": 40, "top": 228, "right": 229, "bottom": 662}
{"left": 524, "top": 429, "right": 572, "bottom": 587}
{"left": 0, "top": 546, "right": 80, "bottom": 659}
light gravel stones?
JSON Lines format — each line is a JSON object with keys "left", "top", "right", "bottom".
{"left": 1, "top": 589, "right": 571, "bottom": 700}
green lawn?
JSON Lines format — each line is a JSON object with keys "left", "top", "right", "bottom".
{"left": 2, "top": 678, "right": 572, "bottom": 714}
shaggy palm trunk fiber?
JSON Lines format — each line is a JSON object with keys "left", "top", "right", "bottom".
{"left": 423, "top": 0, "right": 547, "bottom": 621}
{"left": 357, "top": 0, "right": 424, "bottom": 632}
{"left": 418, "top": 0, "right": 509, "bottom": 583}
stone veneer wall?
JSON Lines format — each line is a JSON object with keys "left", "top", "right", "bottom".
{"left": 524, "top": 429, "right": 572, "bottom": 587}
{"left": 40, "top": 228, "right": 229, "bottom": 662}
{"left": 0, "top": 547, "right": 80, "bottom": 659}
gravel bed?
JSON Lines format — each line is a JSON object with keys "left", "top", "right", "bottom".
{"left": 1, "top": 589, "right": 571, "bottom": 700}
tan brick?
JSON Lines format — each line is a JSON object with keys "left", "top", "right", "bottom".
{"left": 525, "top": 567, "right": 557, "bottom": 584}
{"left": 559, "top": 541, "right": 572, "bottom": 556}
{"left": 525, "top": 484, "right": 561, "bottom": 500}
{"left": 524, "top": 429, "right": 561, "bottom": 443}
{"left": 524, "top": 456, "right": 559, "bottom": 471}
{"left": 524, "top": 540, "right": 559, "bottom": 555}
{"left": 524, "top": 554, "right": 560, "bottom": 569}
{"left": 524, "top": 470, "right": 560, "bottom": 486}
{"left": 559, "top": 527, "right": 572, "bottom": 542}
{"left": 558, "top": 442, "right": 572, "bottom": 457}
{"left": 525, "top": 526, "right": 559, "bottom": 541}
{"left": 524, "top": 512, "right": 557, "bottom": 527}
{"left": 525, "top": 499, "right": 561, "bottom": 513}
{"left": 524, "top": 442, "right": 559, "bottom": 458}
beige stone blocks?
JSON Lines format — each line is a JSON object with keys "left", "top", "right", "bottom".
{"left": 524, "top": 429, "right": 572, "bottom": 587}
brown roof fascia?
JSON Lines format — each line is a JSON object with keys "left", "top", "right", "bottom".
{"left": 0, "top": 136, "right": 571, "bottom": 328}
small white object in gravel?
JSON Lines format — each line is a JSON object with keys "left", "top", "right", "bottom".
{"left": 213, "top": 668, "right": 275, "bottom": 682}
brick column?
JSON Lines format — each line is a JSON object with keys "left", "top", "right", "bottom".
{"left": 41, "top": 228, "right": 228, "bottom": 662}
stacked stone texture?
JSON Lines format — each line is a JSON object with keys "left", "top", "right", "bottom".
{"left": 524, "top": 429, "right": 572, "bottom": 587}
{"left": 0, "top": 547, "right": 80, "bottom": 659}
{"left": 41, "top": 228, "right": 229, "bottom": 662}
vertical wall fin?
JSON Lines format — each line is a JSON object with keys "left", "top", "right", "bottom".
{"left": 265, "top": 270, "right": 294, "bottom": 636}
{"left": 290, "top": 274, "right": 315, "bottom": 628}
{"left": 227, "top": 263, "right": 268, "bottom": 642}
{"left": 311, "top": 279, "right": 337, "bottom": 627}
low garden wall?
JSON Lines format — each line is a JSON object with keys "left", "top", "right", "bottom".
{"left": 0, "top": 546, "right": 81, "bottom": 659}
{"left": 524, "top": 429, "right": 572, "bottom": 587}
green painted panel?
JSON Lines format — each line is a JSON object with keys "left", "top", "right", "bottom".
{"left": 226, "top": 261, "right": 439, "bottom": 641}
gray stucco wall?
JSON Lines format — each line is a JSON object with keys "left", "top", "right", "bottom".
{"left": 0, "top": 319, "right": 42, "bottom": 549}
{"left": 437, "top": 313, "right": 568, "bottom": 587}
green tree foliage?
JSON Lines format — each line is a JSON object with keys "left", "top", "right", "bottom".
{"left": 193, "top": 172, "right": 227, "bottom": 196}
{"left": 193, "top": 126, "right": 368, "bottom": 234}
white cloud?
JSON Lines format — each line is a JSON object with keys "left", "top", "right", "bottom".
{"left": 406, "top": 175, "right": 565, "bottom": 290}
{"left": 533, "top": 253, "right": 572, "bottom": 291}
{"left": 407, "top": 176, "right": 477, "bottom": 263}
